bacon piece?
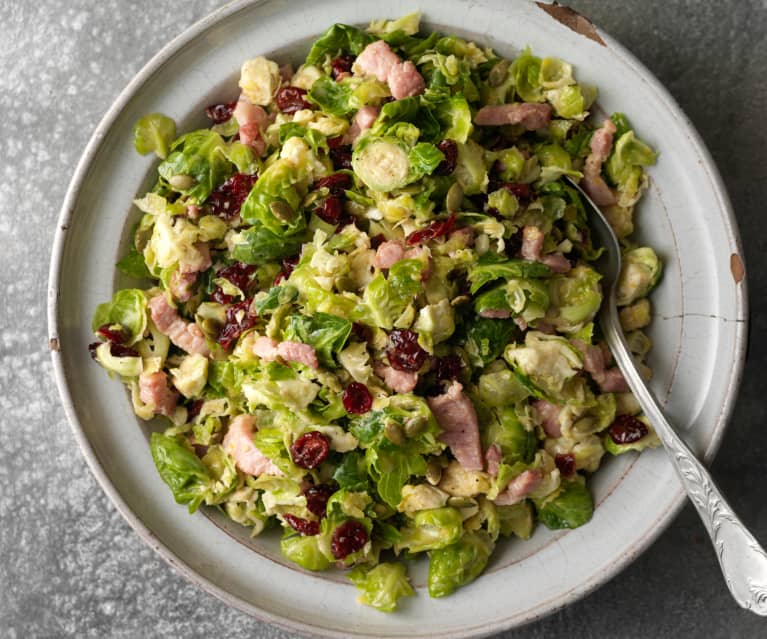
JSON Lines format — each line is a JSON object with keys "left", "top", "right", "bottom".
{"left": 353, "top": 40, "right": 425, "bottom": 100}
{"left": 485, "top": 443, "right": 503, "bottom": 477}
{"left": 278, "top": 341, "right": 319, "bottom": 369}
{"left": 534, "top": 399, "right": 563, "bottom": 438}
{"left": 479, "top": 309, "right": 512, "bottom": 319}
{"left": 253, "top": 335, "right": 279, "bottom": 361}
{"left": 573, "top": 339, "right": 630, "bottom": 393}
{"left": 582, "top": 119, "right": 617, "bottom": 206}
{"left": 169, "top": 270, "right": 197, "bottom": 302}
{"left": 223, "top": 414, "right": 283, "bottom": 477}
{"left": 427, "top": 381, "right": 484, "bottom": 471}
{"left": 403, "top": 245, "right": 433, "bottom": 280}
{"left": 139, "top": 371, "right": 178, "bottom": 417}
{"left": 353, "top": 40, "right": 401, "bottom": 83}
{"left": 373, "top": 240, "right": 406, "bottom": 270}
{"left": 253, "top": 336, "right": 319, "bottom": 369}
{"left": 520, "top": 225, "right": 544, "bottom": 260}
{"left": 475, "top": 103, "right": 552, "bottom": 130}
{"left": 539, "top": 253, "right": 572, "bottom": 273}
{"left": 374, "top": 362, "right": 418, "bottom": 394}
{"left": 596, "top": 367, "right": 630, "bottom": 392}
{"left": 534, "top": 321, "right": 556, "bottom": 335}
{"left": 346, "top": 105, "right": 380, "bottom": 146}
{"left": 388, "top": 60, "right": 425, "bottom": 99}
{"left": 233, "top": 94, "right": 268, "bottom": 155}
{"left": 493, "top": 469, "right": 543, "bottom": 506}
{"left": 148, "top": 295, "right": 210, "bottom": 357}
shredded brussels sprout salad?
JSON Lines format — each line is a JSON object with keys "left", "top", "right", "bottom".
{"left": 90, "top": 12, "right": 664, "bottom": 611}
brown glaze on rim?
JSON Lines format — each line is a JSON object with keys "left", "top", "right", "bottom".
{"left": 730, "top": 253, "right": 745, "bottom": 284}
{"left": 535, "top": 2, "right": 606, "bottom": 46}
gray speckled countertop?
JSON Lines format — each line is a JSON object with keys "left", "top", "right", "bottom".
{"left": 2, "top": 1, "right": 766, "bottom": 637}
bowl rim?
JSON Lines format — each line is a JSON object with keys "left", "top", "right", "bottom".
{"left": 47, "top": 1, "right": 749, "bottom": 637}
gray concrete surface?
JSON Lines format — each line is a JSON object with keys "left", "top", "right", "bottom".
{"left": 1, "top": 0, "right": 765, "bottom": 637}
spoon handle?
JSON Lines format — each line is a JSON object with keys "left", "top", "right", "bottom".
{"left": 604, "top": 305, "right": 767, "bottom": 615}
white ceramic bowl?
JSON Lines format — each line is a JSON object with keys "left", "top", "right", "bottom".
{"left": 48, "top": 1, "right": 747, "bottom": 637}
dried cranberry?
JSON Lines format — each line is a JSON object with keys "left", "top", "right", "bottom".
{"left": 314, "top": 196, "right": 342, "bottom": 225}
{"left": 89, "top": 340, "right": 138, "bottom": 359}
{"left": 304, "top": 483, "right": 335, "bottom": 518}
{"left": 328, "top": 136, "right": 345, "bottom": 149}
{"left": 555, "top": 453, "right": 577, "bottom": 478}
{"left": 205, "top": 100, "right": 238, "bottom": 124}
{"left": 209, "top": 173, "right": 258, "bottom": 220}
{"left": 505, "top": 228, "right": 524, "bottom": 257}
{"left": 193, "top": 444, "right": 209, "bottom": 458}
{"left": 351, "top": 322, "right": 373, "bottom": 342}
{"left": 290, "top": 431, "right": 330, "bottom": 469}
{"left": 275, "top": 86, "right": 312, "bottom": 114}
{"left": 329, "top": 145, "right": 353, "bottom": 171}
{"left": 216, "top": 298, "right": 257, "bottom": 351}
{"left": 405, "top": 213, "right": 457, "bottom": 246}
{"left": 274, "top": 255, "right": 300, "bottom": 284}
{"left": 434, "top": 354, "right": 463, "bottom": 383}
{"left": 469, "top": 193, "right": 489, "bottom": 212}
{"left": 608, "top": 415, "right": 648, "bottom": 445}
{"left": 283, "top": 513, "right": 320, "bottom": 536}
{"left": 109, "top": 343, "right": 139, "bottom": 358}
{"left": 330, "top": 55, "right": 354, "bottom": 80}
{"left": 369, "top": 234, "right": 385, "bottom": 250}
{"left": 211, "top": 262, "right": 257, "bottom": 304}
{"left": 343, "top": 382, "right": 373, "bottom": 414}
{"left": 434, "top": 139, "right": 458, "bottom": 175}
{"left": 331, "top": 520, "right": 368, "bottom": 559}
{"left": 501, "top": 182, "right": 532, "bottom": 200}
{"left": 314, "top": 173, "right": 353, "bottom": 196}
{"left": 187, "top": 399, "right": 204, "bottom": 420}
{"left": 96, "top": 324, "right": 128, "bottom": 344}
{"left": 387, "top": 329, "right": 428, "bottom": 372}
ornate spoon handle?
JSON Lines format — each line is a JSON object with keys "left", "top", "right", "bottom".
{"left": 604, "top": 305, "right": 767, "bottom": 615}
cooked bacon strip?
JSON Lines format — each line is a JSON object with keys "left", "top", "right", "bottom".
{"left": 582, "top": 119, "right": 617, "bottom": 206}
{"left": 277, "top": 341, "right": 319, "bottom": 369}
{"left": 139, "top": 371, "right": 178, "bottom": 417}
{"left": 148, "top": 295, "right": 210, "bottom": 357}
{"left": 539, "top": 253, "right": 572, "bottom": 273}
{"left": 233, "top": 94, "right": 268, "bottom": 156}
{"left": 479, "top": 309, "right": 512, "bottom": 319}
{"left": 346, "top": 105, "right": 380, "bottom": 146}
{"left": 521, "top": 225, "right": 544, "bottom": 260}
{"left": 573, "top": 339, "right": 630, "bottom": 393}
{"left": 374, "top": 362, "right": 418, "bottom": 394}
{"left": 223, "top": 414, "right": 283, "bottom": 477}
{"left": 373, "top": 240, "right": 406, "bottom": 270}
{"left": 427, "top": 381, "right": 483, "bottom": 471}
{"left": 534, "top": 399, "right": 563, "bottom": 438}
{"left": 475, "top": 103, "right": 552, "bottom": 130}
{"left": 353, "top": 40, "right": 400, "bottom": 82}
{"left": 387, "top": 60, "right": 425, "bottom": 99}
{"left": 485, "top": 444, "right": 503, "bottom": 477}
{"left": 169, "top": 270, "right": 197, "bottom": 302}
{"left": 252, "top": 336, "right": 319, "bottom": 369}
{"left": 353, "top": 40, "right": 425, "bottom": 100}
{"left": 493, "top": 469, "right": 543, "bottom": 506}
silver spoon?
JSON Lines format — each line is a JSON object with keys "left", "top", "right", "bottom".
{"left": 564, "top": 176, "right": 767, "bottom": 615}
